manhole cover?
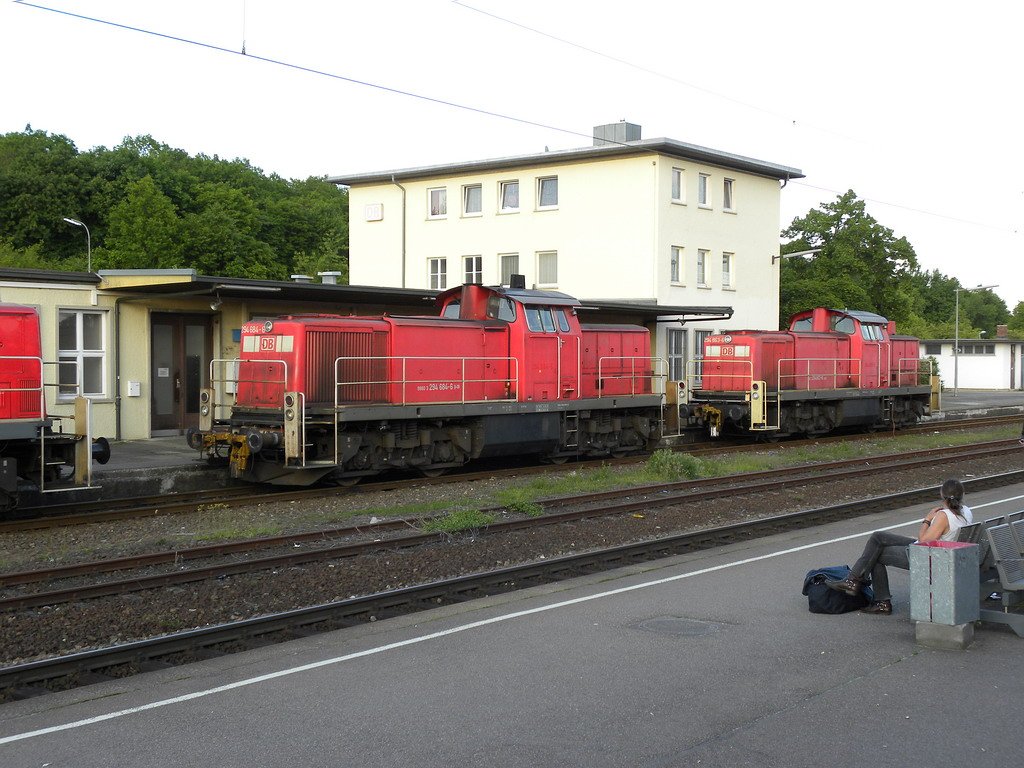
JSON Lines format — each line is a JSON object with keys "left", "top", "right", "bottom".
{"left": 633, "top": 616, "right": 723, "bottom": 638}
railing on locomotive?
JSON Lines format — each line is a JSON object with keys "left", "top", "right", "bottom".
{"left": 897, "top": 357, "right": 933, "bottom": 386}
{"left": 777, "top": 358, "right": 862, "bottom": 391}
{"left": 206, "top": 358, "right": 290, "bottom": 418}
{"left": 682, "top": 358, "right": 754, "bottom": 400}
{"left": 331, "top": 355, "right": 521, "bottom": 407}
{"left": 596, "top": 356, "right": 666, "bottom": 397}
{"left": 0, "top": 355, "right": 94, "bottom": 491}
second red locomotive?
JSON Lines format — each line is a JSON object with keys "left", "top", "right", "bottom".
{"left": 191, "top": 281, "right": 664, "bottom": 484}
{"left": 680, "top": 307, "right": 934, "bottom": 437}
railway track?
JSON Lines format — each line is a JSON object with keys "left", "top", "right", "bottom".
{"left": 2, "top": 468, "right": 1021, "bottom": 701}
{"left": 2, "top": 437, "right": 1021, "bottom": 607}
{"left": 5, "top": 413, "right": 1021, "bottom": 532}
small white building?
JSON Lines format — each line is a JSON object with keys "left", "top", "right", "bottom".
{"left": 329, "top": 122, "right": 803, "bottom": 381}
{"left": 920, "top": 327, "right": 1023, "bottom": 390}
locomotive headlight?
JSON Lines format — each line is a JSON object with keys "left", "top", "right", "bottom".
{"left": 201, "top": 405, "right": 210, "bottom": 416}
{"left": 285, "top": 409, "right": 295, "bottom": 420}
{"left": 263, "top": 320, "right": 274, "bottom": 333}
{"left": 752, "top": 392, "right": 760, "bottom": 400}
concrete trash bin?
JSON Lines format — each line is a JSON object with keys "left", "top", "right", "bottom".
{"left": 910, "top": 541, "right": 979, "bottom": 650}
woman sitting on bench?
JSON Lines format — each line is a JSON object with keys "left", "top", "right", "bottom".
{"left": 825, "top": 478, "right": 974, "bottom": 614}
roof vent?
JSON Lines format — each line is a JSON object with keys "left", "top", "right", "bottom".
{"left": 318, "top": 271, "right": 342, "bottom": 285}
{"left": 593, "top": 121, "right": 641, "bottom": 147}
{"left": 291, "top": 274, "right": 313, "bottom": 284}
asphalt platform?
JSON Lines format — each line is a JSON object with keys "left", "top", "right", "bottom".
{"left": 2, "top": 480, "right": 1023, "bottom": 766}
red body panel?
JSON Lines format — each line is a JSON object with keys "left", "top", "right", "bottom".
{"left": 699, "top": 309, "right": 920, "bottom": 394}
{"left": 0, "top": 305, "right": 44, "bottom": 420}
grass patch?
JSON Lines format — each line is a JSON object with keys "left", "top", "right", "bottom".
{"left": 494, "top": 487, "right": 545, "bottom": 517}
{"left": 643, "top": 450, "right": 706, "bottom": 480}
{"left": 420, "top": 508, "right": 496, "bottom": 533}
{"left": 195, "top": 524, "right": 283, "bottom": 542}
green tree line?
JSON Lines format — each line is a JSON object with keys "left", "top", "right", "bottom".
{"left": 780, "top": 190, "right": 1024, "bottom": 339}
{"left": 0, "top": 126, "right": 348, "bottom": 280}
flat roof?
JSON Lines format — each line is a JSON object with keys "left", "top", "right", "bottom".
{"left": 329, "top": 138, "right": 804, "bottom": 186}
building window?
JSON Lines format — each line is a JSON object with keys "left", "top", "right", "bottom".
{"left": 499, "top": 180, "right": 519, "bottom": 212}
{"left": 722, "top": 252, "right": 733, "bottom": 288}
{"left": 428, "top": 187, "right": 447, "bottom": 218}
{"left": 670, "top": 246, "right": 683, "bottom": 284}
{"left": 698, "top": 173, "right": 710, "bottom": 207}
{"left": 463, "top": 184, "right": 482, "bottom": 216}
{"left": 464, "top": 255, "right": 483, "bottom": 284}
{"left": 537, "top": 251, "right": 557, "bottom": 286}
{"left": 959, "top": 343, "right": 995, "bottom": 355}
{"left": 668, "top": 328, "right": 687, "bottom": 382}
{"left": 57, "top": 309, "right": 106, "bottom": 399}
{"left": 696, "top": 249, "right": 709, "bottom": 286}
{"left": 723, "top": 178, "right": 734, "bottom": 211}
{"left": 923, "top": 343, "right": 942, "bottom": 355}
{"left": 500, "top": 253, "right": 519, "bottom": 285}
{"left": 537, "top": 177, "right": 558, "bottom": 208}
{"left": 671, "top": 168, "right": 684, "bottom": 203}
{"left": 428, "top": 258, "right": 447, "bottom": 290}
{"left": 694, "top": 329, "right": 712, "bottom": 387}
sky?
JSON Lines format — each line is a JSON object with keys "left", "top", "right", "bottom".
{"left": 2, "top": 0, "right": 1021, "bottom": 311}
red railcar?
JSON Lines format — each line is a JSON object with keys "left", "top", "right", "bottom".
{"left": 682, "top": 307, "right": 933, "bottom": 437}
{"left": 192, "top": 284, "right": 663, "bottom": 485}
{"left": 0, "top": 304, "right": 109, "bottom": 511}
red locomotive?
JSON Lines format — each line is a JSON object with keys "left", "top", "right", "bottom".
{"left": 0, "top": 303, "right": 110, "bottom": 511}
{"left": 681, "top": 307, "right": 933, "bottom": 437}
{"left": 191, "top": 281, "right": 664, "bottom": 485}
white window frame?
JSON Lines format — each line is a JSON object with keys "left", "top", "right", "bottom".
{"left": 428, "top": 187, "right": 447, "bottom": 219}
{"left": 499, "top": 253, "right": 519, "bottom": 286}
{"left": 499, "top": 180, "right": 520, "bottom": 212}
{"left": 696, "top": 249, "right": 709, "bottom": 287}
{"left": 693, "top": 329, "right": 712, "bottom": 387}
{"left": 462, "top": 184, "right": 482, "bottom": 216}
{"left": 723, "top": 178, "right": 735, "bottom": 212}
{"left": 722, "top": 251, "right": 734, "bottom": 289}
{"left": 57, "top": 308, "right": 107, "bottom": 400}
{"left": 698, "top": 173, "right": 711, "bottom": 207}
{"left": 671, "top": 167, "right": 685, "bottom": 203}
{"left": 464, "top": 255, "right": 483, "bottom": 284}
{"left": 667, "top": 327, "right": 687, "bottom": 382}
{"left": 537, "top": 250, "right": 557, "bottom": 287}
{"left": 537, "top": 176, "right": 558, "bottom": 209}
{"left": 670, "top": 246, "right": 683, "bottom": 284}
{"left": 428, "top": 257, "right": 447, "bottom": 290}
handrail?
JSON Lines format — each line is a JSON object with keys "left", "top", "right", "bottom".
{"left": 332, "top": 355, "right": 520, "bottom": 406}
{"left": 596, "top": 356, "right": 666, "bottom": 397}
{"left": 207, "top": 357, "right": 289, "bottom": 416}
{"left": 777, "top": 358, "right": 862, "bottom": 391}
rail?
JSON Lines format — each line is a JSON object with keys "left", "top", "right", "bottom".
{"left": 596, "top": 356, "right": 666, "bottom": 397}
{"left": 0, "top": 355, "right": 94, "bottom": 492}
{"left": 332, "top": 356, "right": 520, "bottom": 406}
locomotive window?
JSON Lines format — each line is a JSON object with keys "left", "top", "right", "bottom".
{"left": 556, "top": 309, "right": 570, "bottom": 333}
{"left": 830, "top": 316, "right": 855, "bottom": 334}
{"left": 486, "top": 296, "right": 517, "bottom": 322}
{"left": 525, "top": 307, "right": 543, "bottom": 331}
{"left": 442, "top": 301, "right": 460, "bottom": 319}
{"left": 861, "top": 324, "right": 883, "bottom": 340}
{"left": 791, "top": 318, "right": 812, "bottom": 331}
{"left": 537, "top": 308, "right": 554, "bottom": 332}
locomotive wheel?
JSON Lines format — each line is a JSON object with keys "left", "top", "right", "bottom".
{"left": 417, "top": 467, "right": 449, "bottom": 478}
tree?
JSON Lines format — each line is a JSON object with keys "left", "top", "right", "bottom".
{"left": 780, "top": 191, "right": 918, "bottom": 326}
{"left": 104, "top": 175, "right": 183, "bottom": 269}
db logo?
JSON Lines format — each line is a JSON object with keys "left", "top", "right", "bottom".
{"left": 722, "top": 346, "right": 736, "bottom": 356}
{"left": 259, "top": 337, "right": 276, "bottom": 352}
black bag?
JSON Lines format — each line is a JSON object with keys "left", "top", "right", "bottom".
{"left": 802, "top": 565, "right": 872, "bottom": 614}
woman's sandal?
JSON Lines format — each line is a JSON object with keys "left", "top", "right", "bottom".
{"left": 860, "top": 600, "right": 893, "bottom": 615}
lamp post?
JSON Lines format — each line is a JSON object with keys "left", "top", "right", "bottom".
{"left": 953, "top": 283, "right": 997, "bottom": 396}
{"left": 62, "top": 217, "right": 91, "bottom": 272}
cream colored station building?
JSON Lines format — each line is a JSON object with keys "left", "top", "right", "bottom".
{"left": 330, "top": 122, "right": 804, "bottom": 381}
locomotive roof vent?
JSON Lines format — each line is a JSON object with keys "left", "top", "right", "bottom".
{"left": 318, "top": 271, "right": 342, "bottom": 285}
{"left": 509, "top": 273, "right": 527, "bottom": 290}
{"left": 291, "top": 274, "right": 313, "bottom": 283}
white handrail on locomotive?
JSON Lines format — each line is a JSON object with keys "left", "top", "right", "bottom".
{"left": 596, "top": 356, "right": 668, "bottom": 397}
{"left": 0, "top": 355, "right": 96, "bottom": 492}
{"left": 331, "top": 355, "right": 521, "bottom": 406}
{"left": 681, "top": 358, "right": 765, "bottom": 434}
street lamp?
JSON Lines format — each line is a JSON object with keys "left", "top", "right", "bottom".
{"left": 772, "top": 247, "right": 821, "bottom": 264}
{"left": 953, "top": 283, "right": 998, "bottom": 396}
{"left": 62, "top": 217, "right": 91, "bottom": 272}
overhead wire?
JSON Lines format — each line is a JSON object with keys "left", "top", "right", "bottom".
{"left": 13, "top": 0, "right": 1021, "bottom": 239}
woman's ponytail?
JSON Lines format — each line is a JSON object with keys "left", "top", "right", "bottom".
{"left": 941, "top": 478, "right": 965, "bottom": 515}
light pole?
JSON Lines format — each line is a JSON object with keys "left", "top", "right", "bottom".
{"left": 953, "top": 283, "right": 997, "bottom": 396}
{"left": 62, "top": 217, "right": 91, "bottom": 272}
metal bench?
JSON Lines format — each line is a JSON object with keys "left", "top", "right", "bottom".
{"left": 978, "top": 523, "right": 1024, "bottom": 637}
